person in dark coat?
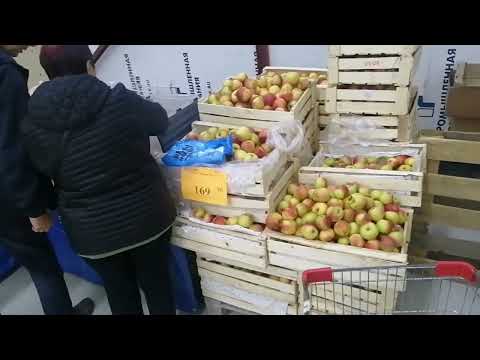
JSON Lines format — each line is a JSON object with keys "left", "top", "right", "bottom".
{"left": 22, "top": 45, "right": 177, "bottom": 315}
{"left": 0, "top": 45, "right": 94, "bottom": 315}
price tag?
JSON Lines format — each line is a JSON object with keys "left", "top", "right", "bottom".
{"left": 181, "top": 167, "right": 228, "bottom": 206}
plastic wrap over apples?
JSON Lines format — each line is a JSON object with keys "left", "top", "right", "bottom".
{"left": 326, "top": 115, "right": 393, "bottom": 147}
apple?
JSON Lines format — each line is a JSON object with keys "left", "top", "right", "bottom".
{"left": 367, "top": 164, "right": 379, "bottom": 170}
{"left": 233, "top": 72, "right": 248, "bottom": 82}
{"left": 295, "top": 227, "right": 304, "bottom": 237}
{"left": 384, "top": 203, "right": 400, "bottom": 212}
{"left": 337, "top": 237, "right": 350, "bottom": 245}
{"left": 226, "top": 216, "right": 239, "bottom": 226}
{"left": 296, "top": 217, "right": 305, "bottom": 227}
{"left": 289, "top": 198, "right": 300, "bottom": 207}
{"left": 280, "top": 219, "right": 297, "bottom": 235}
{"left": 328, "top": 198, "right": 344, "bottom": 208}
{"left": 310, "top": 188, "right": 331, "bottom": 203}
{"left": 349, "top": 234, "right": 365, "bottom": 248}
{"left": 395, "top": 155, "right": 409, "bottom": 165}
{"left": 397, "top": 211, "right": 408, "bottom": 225}
{"left": 292, "top": 88, "right": 303, "bottom": 101}
{"left": 315, "top": 177, "right": 327, "bottom": 188}
{"left": 216, "top": 128, "right": 229, "bottom": 139}
{"left": 237, "top": 87, "right": 252, "bottom": 103}
{"left": 249, "top": 223, "right": 264, "bottom": 232}
{"left": 284, "top": 71, "right": 300, "bottom": 86}
{"left": 263, "top": 94, "right": 276, "bottom": 107}
{"left": 302, "top": 198, "right": 315, "bottom": 209}
{"left": 288, "top": 183, "right": 298, "bottom": 196}
{"left": 244, "top": 78, "right": 257, "bottom": 90}
{"left": 379, "top": 235, "right": 397, "bottom": 252}
{"left": 251, "top": 96, "right": 264, "bottom": 110}
{"left": 207, "top": 94, "right": 219, "bottom": 104}
{"left": 346, "top": 183, "right": 359, "bottom": 194}
{"left": 238, "top": 214, "right": 254, "bottom": 228}
{"left": 293, "top": 185, "right": 309, "bottom": 201}
{"left": 346, "top": 193, "right": 367, "bottom": 211}
{"left": 269, "top": 85, "right": 281, "bottom": 95}
{"left": 258, "top": 129, "right": 268, "bottom": 144}
{"left": 327, "top": 185, "right": 336, "bottom": 197}
{"left": 282, "top": 207, "right": 298, "bottom": 221}
{"left": 344, "top": 208, "right": 356, "bottom": 223}
{"left": 312, "top": 202, "right": 328, "bottom": 215}
{"left": 203, "top": 213, "right": 214, "bottom": 223}
{"left": 297, "top": 77, "right": 310, "bottom": 90}
{"left": 261, "top": 143, "right": 273, "bottom": 154}
{"left": 398, "top": 164, "right": 412, "bottom": 171}
{"left": 259, "top": 88, "right": 269, "bottom": 97}
{"left": 368, "top": 206, "right": 385, "bottom": 222}
{"left": 273, "top": 97, "right": 287, "bottom": 110}
{"left": 257, "top": 76, "right": 268, "bottom": 88}
{"left": 283, "top": 194, "right": 293, "bottom": 202}
{"left": 279, "top": 91, "right": 293, "bottom": 103}
{"left": 241, "top": 140, "right": 256, "bottom": 153}
{"left": 271, "top": 74, "right": 282, "bottom": 86}
{"left": 385, "top": 211, "right": 400, "bottom": 224}
{"left": 360, "top": 222, "right": 379, "bottom": 241}
{"left": 255, "top": 146, "right": 267, "bottom": 159}
{"left": 264, "top": 105, "right": 273, "bottom": 110}
{"left": 302, "top": 212, "right": 317, "bottom": 225}
{"left": 212, "top": 216, "right": 226, "bottom": 225}
{"left": 277, "top": 200, "right": 290, "bottom": 212}
{"left": 193, "top": 207, "right": 206, "bottom": 219}
{"left": 234, "top": 149, "right": 248, "bottom": 161}
{"left": 334, "top": 185, "right": 349, "bottom": 200}
{"left": 358, "top": 186, "right": 370, "bottom": 196}
{"left": 365, "top": 240, "right": 380, "bottom": 250}
{"left": 387, "top": 157, "right": 401, "bottom": 169}
{"left": 231, "top": 79, "right": 242, "bottom": 91}
{"left": 365, "top": 197, "right": 375, "bottom": 210}
{"left": 380, "top": 164, "right": 394, "bottom": 171}
{"left": 323, "top": 158, "right": 336, "bottom": 167}
{"left": 376, "top": 219, "right": 393, "bottom": 234}
{"left": 315, "top": 215, "right": 332, "bottom": 230}
{"left": 373, "top": 200, "right": 384, "bottom": 209}
{"left": 235, "top": 127, "right": 252, "bottom": 141}
{"left": 326, "top": 206, "right": 344, "bottom": 222}
{"left": 404, "top": 157, "right": 416, "bottom": 167}
{"left": 302, "top": 224, "right": 319, "bottom": 240}
{"left": 379, "top": 191, "right": 394, "bottom": 205}
{"left": 349, "top": 222, "right": 360, "bottom": 235}
{"left": 186, "top": 132, "right": 199, "bottom": 140}
{"left": 206, "top": 127, "right": 218, "bottom": 137}
{"left": 355, "top": 211, "right": 371, "bottom": 226}
{"left": 319, "top": 229, "right": 335, "bottom": 242}
{"left": 334, "top": 220, "right": 350, "bottom": 237}
{"left": 389, "top": 231, "right": 404, "bottom": 247}
{"left": 199, "top": 131, "right": 213, "bottom": 141}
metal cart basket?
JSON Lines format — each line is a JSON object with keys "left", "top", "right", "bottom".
{"left": 301, "top": 261, "right": 480, "bottom": 315}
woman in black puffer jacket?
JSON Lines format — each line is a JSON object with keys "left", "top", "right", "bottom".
{"left": 22, "top": 45, "right": 177, "bottom": 314}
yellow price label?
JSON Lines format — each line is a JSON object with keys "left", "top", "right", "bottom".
{"left": 181, "top": 167, "right": 228, "bottom": 206}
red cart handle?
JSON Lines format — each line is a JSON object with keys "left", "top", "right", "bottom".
{"left": 435, "top": 261, "right": 477, "bottom": 283}
{"left": 302, "top": 268, "right": 333, "bottom": 285}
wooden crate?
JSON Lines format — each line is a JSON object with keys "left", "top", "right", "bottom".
{"left": 326, "top": 85, "right": 417, "bottom": 116}
{"left": 310, "top": 142, "right": 425, "bottom": 207}
{"left": 416, "top": 131, "right": 480, "bottom": 231}
{"left": 187, "top": 160, "right": 298, "bottom": 224}
{"left": 190, "top": 121, "right": 288, "bottom": 197}
{"left": 197, "top": 257, "right": 299, "bottom": 315}
{"left": 329, "top": 45, "right": 421, "bottom": 57}
{"left": 454, "top": 62, "right": 480, "bottom": 87}
{"left": 328, "top": 48, "right": 422, "bottom": 86}
{"left": 198, "top": 67, "right": 327, "bottom": 127}
{"left": 304, "top": 108, "right": 318, "bottom": 154}
{"left": 171, "top": 217, "right": 268, "bottom": 268}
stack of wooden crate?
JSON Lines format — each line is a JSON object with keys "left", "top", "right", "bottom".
{"left": 318, "top": 45, "right": 422, "bottom": 142}
{"left": 170, "top": 67, "right": 327, "bottom": 315}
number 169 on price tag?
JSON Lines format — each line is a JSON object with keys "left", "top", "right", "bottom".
{"left": 181, "top": 168, "right": 228, "bottom": 206}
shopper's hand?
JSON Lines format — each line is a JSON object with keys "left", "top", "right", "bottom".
{"left": 29, "top": 213, "right": 53, "bottom": 233}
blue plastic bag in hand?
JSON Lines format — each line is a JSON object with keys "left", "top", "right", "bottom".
{"left": 162, "top": 136, "right": 233, "bottom": 167}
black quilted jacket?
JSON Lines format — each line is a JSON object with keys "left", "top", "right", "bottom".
{"left": 22, "top": 75, "right": 176, "bottom": 256}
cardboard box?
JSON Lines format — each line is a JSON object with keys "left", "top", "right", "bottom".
{"left": 447, "top": 86, "right": 480, "bottom": 131}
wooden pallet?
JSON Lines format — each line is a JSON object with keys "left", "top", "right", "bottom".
{"left": 198, "top": 66, "right": 327, "bottom": 127}
{"left": 197, "top": 257, "right": 299, "bottom": 315}
{"left": 171, "top": 217, "right": 268, "bottom": 268}
{"left": 454, "top": 62, "right": 480, "bottom": 87}
{"left": 329, "top": 45, "right": 421, "bottom": 57}
{"left": 328, "top": 48, "right": 422, "bottom": 86}
{"left": 415, "top": 131, "right": 480, "bottom": 231}
{"left": 326, "top": 85, "right": 417, "bottom": 116}
{"left": 185, "top": 160, "right": 297, "bottom": 224}
{"left": 190, "top": 121, "right": 289, "bottom": 197}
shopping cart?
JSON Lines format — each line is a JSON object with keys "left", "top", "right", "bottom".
{"left": 301, "top": 261, "right": 480, "bottom": 315}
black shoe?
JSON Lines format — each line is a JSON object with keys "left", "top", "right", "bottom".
{"left": 73, "top": 298, "right": 95, "bottom": 315}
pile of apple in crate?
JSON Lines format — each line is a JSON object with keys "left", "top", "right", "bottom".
{"left": 163, "top": 67, "right": 327, "bottom": 315}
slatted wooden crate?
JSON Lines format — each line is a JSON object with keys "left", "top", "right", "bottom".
{"left": 171, "top": 217, "right": 268, "bottom": 268}
{"left": 326, "top": 84, "right": 417, "bottom": 116}
{"left": 329, "top": 45, "right": 421, "bottom": 57}
{"left": 198, "top": 67, "right": 327, "bottom": 127}
{"left": 415, "top": 131, "right": 480, "bottom": 231}
{"left": 186, "top": 160, "right": 298, "bottom": 224}
{"left": 197, "top": 256, "right": 299, "bottom": 315}
{"left": 454, "top": 62, "right": 480, "bottom": 87}
{"left": 303, "top": 108, "right": 318, "bottom": 155}
{"left": 328, "top": 47, "right": 422, "bottom": 86}
{"left": 189, "top": 121, "right": 288, "bottom": 197}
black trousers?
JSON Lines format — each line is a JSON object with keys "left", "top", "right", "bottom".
{"left": 85, "top": 229, "right": 175, "bottom": 315}
{"left": 0, "top": 216, "right": 74, "bottom": 315}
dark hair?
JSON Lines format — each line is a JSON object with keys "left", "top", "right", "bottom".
{"left": 40, "top": 45, "right": 93, "bottom": 80}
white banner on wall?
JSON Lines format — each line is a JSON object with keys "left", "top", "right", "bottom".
{"left": 95, "top": 45, "right": 259, "bottom": 101}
